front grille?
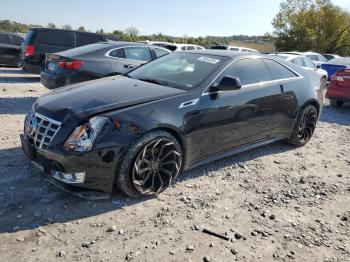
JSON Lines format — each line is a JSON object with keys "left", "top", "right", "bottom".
{"left": 24, "top": 113, "right": 61, "bottom": 150}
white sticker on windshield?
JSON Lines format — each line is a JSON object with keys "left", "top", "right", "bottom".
{"left": 197, "top": 56, "right": 220, "bottom": 64}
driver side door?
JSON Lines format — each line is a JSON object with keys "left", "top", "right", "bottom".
{"left": 187, "top": 58, "right": 282, "bottom": 161}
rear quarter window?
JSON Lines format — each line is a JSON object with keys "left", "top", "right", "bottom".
{"left": 109, "top": 48, "right": 125, "bottom": 58}
{"left": 38, "top": 30, "right": 72, "bottom": 47}
{"left": 76, "top": 33, "right": 102, "bottom": 47}
{"left": 263, "top": 59, "right": 298, "bottom": 80}
{"left": 0, "top": 34, "right": 9, "bottom": 44}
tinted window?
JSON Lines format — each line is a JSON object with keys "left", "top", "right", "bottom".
{"left": 307, "top": 55, "right": 318, "bottom": 61}
{"left": 263, "top": 59, "right": 297, "bottom": 80}
{"left": 109, "top": 48, "right": 125, "bottom": 58}
{"left": 0, "top": 34, "right": 9, "bottom": 44}
{"left": 181, "top": 46, "right": 186, "bottom": 51}
{"left": 124, "top": 47, "right": 151, "bottom": 61}
{"left": 76, "top": 33, "right": 101, "bottom": 47}
{"left": 187, "top": 46, "right": 195, "bottom": 50}
{"left": 302, "top": 57, "right": 315, "bottom": 68}
{"left": 196, "top": 46, "right": 204, "bottom": 50}
{"left": 317, "top": 55, "right": 327, "bottom": 62}
{"left": 38, "top": 30, "right": 72, "bottom": 47}
{"left": 222, "top": 58, "right": 271, "bottom": 85}
{"left": 230, "top": 47, "right": 239, "bottom": 51}
{"left": 291, "top": 57, "right": 303, "bottom": 66}
{"left": 153, "top": 48, "right": 169, "bottom": 58}
{"left": 12, "top": 35, "right": 23, "bottom": 45}
{"left": 210, "top": 45, "right": 227, "bottom": 50}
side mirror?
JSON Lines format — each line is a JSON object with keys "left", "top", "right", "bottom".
{"left": 316, "top": 65, "right": 321, "bottom": 69}
{"left": 210, "top": 76, "right": 242, "bottom": 92}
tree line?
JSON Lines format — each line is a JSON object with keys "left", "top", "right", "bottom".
{"left": 271, "top": 0, "right": 350, "bottom": 55}
{"left": 0, "top": 19, "right": 271, "bottom": 48}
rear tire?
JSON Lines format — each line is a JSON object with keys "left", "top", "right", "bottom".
{"left": 330, "top": 99, "right": 343, "bottom": 108}
{"left": 115, "top": 131, "right": 183, "bottom": 198}
{"left": 287, "top": 105, "right": 317, "bottom": 147}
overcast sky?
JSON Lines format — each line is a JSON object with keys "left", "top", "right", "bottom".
{"left": 1, "top": 0, "right": 349, "bottom": 36}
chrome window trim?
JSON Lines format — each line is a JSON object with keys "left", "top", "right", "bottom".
{"left": 201, "top": 57, "right": 303, "bottom": 96}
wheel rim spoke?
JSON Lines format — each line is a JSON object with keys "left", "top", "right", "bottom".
{"left": 132, "top": 137, "right": 182, "bottom": 195}
{"left": 297, "top": 109, "right": 317, "bottom": 143}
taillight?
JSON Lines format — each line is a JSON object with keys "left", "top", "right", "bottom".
{"left": 58, "top": 60, "right": 84, "bottom": 70}
{"left": 331, "top": 75, "right": 344, "bottom": 82}
{"left": 25, "top": 44, "right": 35, "bottom": 56}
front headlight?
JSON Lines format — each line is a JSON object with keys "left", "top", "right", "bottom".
{"left": 63, "top": 116, "right": 107, "bottom": 152}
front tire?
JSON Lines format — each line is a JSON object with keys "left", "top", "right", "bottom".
{"left": 287, "top": 105, "right": 317, "bottom": 147}
{"left": 330, "top": 99, "right": 343, "bottom": 108}
{"left": 115, "top": 131, "right": 183, "bottom": 198}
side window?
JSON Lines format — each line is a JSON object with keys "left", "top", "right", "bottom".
{"left": 124, "top": 47, "right": 151, "bottom": 61}
{"left": 263, "top": 59, "right": 298, "bottom": 80}
{"left": 317, "top": 55, "right": 327, "bottom": 62}
{"left": 222, "top": 58, "right": 271, "bottom": 85}
{"left": 38, "top": 30, "right": 72, "bottom": 47}
{"left": 153, "top": 48, "right": 169, "bottom": 58}
{"left": 76, "top": 33, "right": 101, "bottom": 47}
{"left": 0, "top": 34, "right": 9, "bottom": 44}
{"left": 12, "top": 36, "right": 23, "bottom": 45}
{"left": 196, "top": 46, "right": 204, "bottom": 50}
{"left": 181, "top": 46, "right": 186, "bottom": 51}
{"left": 307, "top": 55, "right": 318, "bottom": 61}
{"left": 291, "top": 57, "right": 303, "bottom": 66}
{"left": 109, "top": 48, "right": 125, "bottom": 58}
{"left": 302, "top": 58, "right": 316, "bottom": 68}
{"left": 187, "top": 46, "right": 195, "bottom": 50}
{"left": 230, "top": 47, "right": 239, "bottom": 51}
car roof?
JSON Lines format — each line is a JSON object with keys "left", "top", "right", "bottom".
{"left": 182, "top": 49, "right": 267, "bottom": 59}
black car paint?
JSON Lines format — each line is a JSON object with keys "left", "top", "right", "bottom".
{"left": 0, "top": 33, "right": 23, "bottom": 66}
{"left": 21, "top": 28, "right": 119, "bottom": 73}
{"left": 40, "top": 42, "right": 169, "bottom": 89}
{"left": 22, "top": 51, "right": 322, "bottom": 193}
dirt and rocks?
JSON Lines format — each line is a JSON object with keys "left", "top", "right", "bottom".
{"left": 0, "top": 67, "right": 349, "bottom": 262}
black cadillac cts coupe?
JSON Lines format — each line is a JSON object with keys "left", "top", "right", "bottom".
{"left": 21, "top": 50, "right": 323, "bottom": 198}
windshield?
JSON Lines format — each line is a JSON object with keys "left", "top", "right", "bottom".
{"left": 128, "top": 52, "right": 226, "bottom": 90}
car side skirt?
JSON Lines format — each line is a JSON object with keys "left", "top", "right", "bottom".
{"left": 189, "top": 137, "right": 284, "bottom": 170}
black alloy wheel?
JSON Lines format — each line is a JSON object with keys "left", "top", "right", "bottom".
{"left": 132, "top": 138, "right": 182, "bottom": 195}
{"left": 288, "top": 105, "right": 317, "bottom": 146}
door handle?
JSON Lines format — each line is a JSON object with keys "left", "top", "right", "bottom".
{"left": 124, "top": 64, "right": 134, "bottom": 69}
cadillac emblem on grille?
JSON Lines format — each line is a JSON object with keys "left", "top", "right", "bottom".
{"left": 24, "top": 112, "right": 62, "bottom": 150}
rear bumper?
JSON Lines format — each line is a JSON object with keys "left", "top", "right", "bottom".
{"left": 20, "top": 134, "right": 122, "bottom": 194}
{"left": 22, "top": 59, "right": 42, "bottom": 74}
{"left": 326, "top": 84, "right": 350, "bottom": 101}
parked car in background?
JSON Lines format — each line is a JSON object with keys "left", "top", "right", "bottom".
{"left": 283, "top": 51, "right": 328, "bottom": 66}
{"left": 210, "top": 44, "right": 259, "bottom": 53}
{"left": 0, "top": 32, "right": 23, "bottom": 67}
{"left": 21, "top": 50, "right": 322, "bottom": 197}
{"left": 41, "top": 42, "right": 170, "bottom": 88}
{"left": 140, "top": 41, "right": 205, "bottom": 51}
{"left": 323, "top": 54, "right": 341, "bottom": 61}
{"left": 21, "top": 28, "right": 119, "bottom": 73}
{"left": 321, "top": 57, "right": 350, "bottom": 81}
{"left": 326, "top": 67, "right": 350, "bottom": 108}
{"left": 273, "top": 53, "right": 328, "bottom": 88}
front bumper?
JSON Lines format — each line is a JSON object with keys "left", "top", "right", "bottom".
{"left": 20, "top": 134, "right": 123, "bottom": 194}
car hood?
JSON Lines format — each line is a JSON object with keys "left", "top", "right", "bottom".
{"left": 35, "top": 76, "right": 185, "bottom": 123}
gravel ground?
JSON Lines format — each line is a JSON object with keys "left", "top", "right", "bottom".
{"left": 0, "top": 67, "right": 349, "bottom": 262}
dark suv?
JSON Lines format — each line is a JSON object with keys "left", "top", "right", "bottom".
{"left": 21, "top": 28, "right": 119, "bottom": 73}
{"left": 0, "top": 32, "right": 23, "bottom": 66}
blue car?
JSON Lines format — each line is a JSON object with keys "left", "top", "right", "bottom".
{"left": 321, "top": 57, "right": 350, "bottom": 81}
